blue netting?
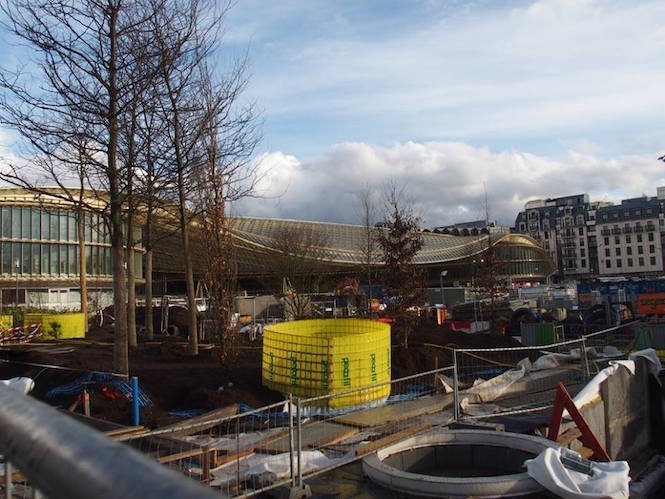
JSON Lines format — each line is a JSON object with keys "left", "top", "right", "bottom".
{"left": 45, "top": 373, "right": 153, "bottom": 407}
{"left": 168, "top": 409, "right": 208, "bottom": 418}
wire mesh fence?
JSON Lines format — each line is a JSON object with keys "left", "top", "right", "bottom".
{"left": 451, "top": 320, "right": 643, "bottom": 421}
{"left": 119, "top": 366, "right": 456, "bottom": 498}
{"left": 452, "top": 338, "right": 587, "bottom": 420}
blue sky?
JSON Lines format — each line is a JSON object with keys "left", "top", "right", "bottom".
{"left": 225, "top": 0, "right": 665, "bottom": 158}
{"left": 2, "top": 0, "right": 665, "bottom": 226}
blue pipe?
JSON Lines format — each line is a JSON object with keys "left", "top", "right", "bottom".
{"left": 131, "top": 377, "right": 139, "bottom": 426}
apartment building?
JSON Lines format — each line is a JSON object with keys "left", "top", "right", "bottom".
{"left": 514, "top": 194, "right": 601, "bottom": 280}
{"left": 595, "top": 196, "right": 664, "bottom": 277}
{"left": 514, "top": 189, "right": 665, "bottom": 280}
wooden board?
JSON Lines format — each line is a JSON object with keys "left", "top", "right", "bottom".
{"left": 334, "top": 393, "right": 453, "bottom": 428}
{"left": 356, "top": 424, "right": 431, "bottom": 456}
{"left": 154, "top": 404, "right": 239, "bottom": 437}
{"left": 259, "top": 421, "right": 359, "bottom": 454}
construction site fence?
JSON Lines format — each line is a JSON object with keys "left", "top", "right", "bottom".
{"left": 451, "top": 320, "right": 642, "bottom": 423}
{"left": 121, "top": 366, "right": 455, "bottom": 498}
{"left": 0, "top": 383, "right": 217, "bottom": 499}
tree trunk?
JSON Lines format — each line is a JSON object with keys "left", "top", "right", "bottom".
{"left": 109, "top": 6, "right": 128, "bottom": 375}
{"left": 126, "top": 161, "right": 136, "bottom": 347}
{"left": 127, "top": 224, "right": 136, "bottom": 347}
{"left": 77, "top": 207, "right": 88, "bottom": 333}
{"left": 181, "top": 220, "right": 198, "bottom": 355}
{"left": 177, "top": 170, "right": 198, "bottom": 355}
{"left": 145, "top": 248, "right": 153, "bottom": 340}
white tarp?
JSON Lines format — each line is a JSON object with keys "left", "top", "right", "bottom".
{"left": 526, "top": 447, "right": 629, "bottom": 499}
{"left": 210, "top": 450, "right": 349, "bottom": 488}
{"left": 0, "top": 377, "right": 34, "bottom": 394}
{"left": 566, "top": 348, "right": 662, "bottom": 417}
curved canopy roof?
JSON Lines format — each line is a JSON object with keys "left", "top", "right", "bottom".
{"left": 228, "top": 217, "right": 544, "bottom": 267}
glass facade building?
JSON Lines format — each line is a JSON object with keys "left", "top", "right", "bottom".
{"left": 0, "top": 206, "right": 142, "bottom": 279}
{"left": 0, "top": 189, "right": 144, "bottom": 309}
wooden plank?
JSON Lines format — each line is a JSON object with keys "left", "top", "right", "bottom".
{"left": 104, "top": 425, "right": 145, "bottom": 437}
{"left": 259, "top": 421, "right": 358, "bottom": 454}
{"left": 335, "top": 393, "right": 453, "bottom": 428}
{"left": 556, "top": 427, "right": 582, "bottom": 448}
{"left": 113, "top": 429, "right": 152, "bottom": 441}
{"left": 155, "top": 404, "right": 239, "bottom": 437}
{"left": 356, "top": 424, "right": 431, "bottom": 456}
{"left": 157, "top": 447, "right": 204, "bottom": 464}
{"left": 214, "top": 447, "right": 255, "bottom": 467}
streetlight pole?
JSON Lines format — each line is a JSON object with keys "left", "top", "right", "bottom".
{"left": 439, "top": 270, "right": 448, "bottom": 306}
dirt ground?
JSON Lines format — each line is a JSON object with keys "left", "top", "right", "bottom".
{"left": 0, "top": 320, "right": 519, "bottom": 428}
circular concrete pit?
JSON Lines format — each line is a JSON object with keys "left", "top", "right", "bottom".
{"left": 362, "top": 429, "right": 558, "bottom": 498}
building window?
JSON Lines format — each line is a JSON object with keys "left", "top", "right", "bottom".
{"left": 581, "top": 259, "right": 586, "bottom": 267}
{"left": 41, "top": 243, "right": 49, "bottom": 275}
{"left": 649, "top": 232, "right": 654, "bottom": 242}
{"left": 614, "top": 236, "right": 620, "bottom": 245}
{"left": 638, "top": 246, "right": 644, "bottom": 255}
{"left": 580, "top": 239, "right": 585, "bottom": 247}
{"left": 639, "top": 257, "right": 645, "bottom": 266}
{"left": 31, "top": 210, "right": 40, "bottom": 240}
{"left": 32, "top": 243, "right": 40, "bottom": 274}
{"left": 616, "top": 259, "right": 622, "bottom": 268}
{"left": 41, "top": 210, "right": 50, "bottom": 240}
{"left": 50, "top": 244, "right": 58, "bottom": 275}
{"left": 21, "top": 208, "right": 30, "bottom": 240}
{"left": 1, "top": 208, "right": 10, "bottom": 238}
{"left": 616, "top": 247, "right": 621, "bottom": 256}
{"left": 606, "top": 259, "right": 611, "bottom": 268}
{"left": 68, "top": 213, "right": 77, "bottom": 241}
{"left": 544, "top": 231, "right": 549, "bottom": 239}
{"left": 68, "top": 245, "right": 77, "bottom": 275}
{"left": 605, "top": 248, "right": 610, "bottom": 257}
{"left": 578, "top": 227, "right": 584, "bottom": 236}
{"left": 637, "top": 234, "right": 643, "bottom": 243}
{"left": 59, "top": 212, "right": 68, "bottom": 241}
{"left": 627, "top": 247, "right": 632, "bottom": 256}
{"left": 12, "top": 208, "right": 21, "bottom": 238}
{"left": 628, "top": 258, "right": 633, "bottom": 267}
{"left": 581, "top": 248, "right": 586, "bottom": 257}
{"left": 21, "top": 242, "right": 30, "bottom": 273}
{"left": 12, "top": 243, "right": 20, "bottom": 273}
{"left": 2, "top": 242, "right": 10, "bottom": 273}
{"left": 626, "top": 235, "right": 631, "bottom": 244}
{"left": 604, "top": 237, "right": 609, "bottom": 245}
{"left": 651, "top": 256, "right": 657, "bottom": 266}
{"left": 650, "top": 244, "right": 655, "bottom": 253}
{"left": 49, "top": 210, "right": 58, "bottom": 241}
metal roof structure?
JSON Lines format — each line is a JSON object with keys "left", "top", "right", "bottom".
{"left": 227, "top": 217, "right": 551, "bottom": 276}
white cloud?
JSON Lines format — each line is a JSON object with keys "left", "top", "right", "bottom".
{"left": 235, "top": 141, "right": 665, "bottom": 227}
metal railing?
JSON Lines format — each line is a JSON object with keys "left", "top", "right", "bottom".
{"left": 0, "top": 384, "right": 218, "bottom": 499}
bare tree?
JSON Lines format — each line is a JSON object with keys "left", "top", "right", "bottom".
{"left": 271, "top": 225, "right": 330, "bottom": 320}
{"left": 193, "top": 60, "right": 260, "bottom": 366}
{"left": 376, "top": 183, "right": 425, "bottom": 348}
{"left": 0, "top": 0, "right": 167, "bottom": 374}
{"left": 358, "top": 184, "right": 378, "bottom": 316}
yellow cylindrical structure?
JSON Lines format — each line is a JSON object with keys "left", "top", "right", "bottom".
{"left": 262, "top": 318, "right": 391, "bottom": 409}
